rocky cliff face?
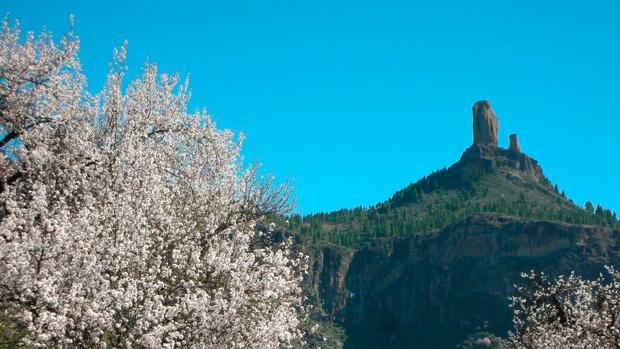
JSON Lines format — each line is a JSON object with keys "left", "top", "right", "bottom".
{"left": 306, "top": 215, "right": 620, "bottom": 349}
{"left": 472, "top": 101, "right": 499, "bottom": 146}
{"left": 456, "top": 143, "right": 544, "bottom": 182}
{"left": 304, "top": 244, "right": 354, "bottom": 321}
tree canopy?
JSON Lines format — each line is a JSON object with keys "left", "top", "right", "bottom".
{"left": 0, "top": 18, "right": 306, "bottom": 348}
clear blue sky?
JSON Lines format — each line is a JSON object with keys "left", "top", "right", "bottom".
{"left": 3, "top": 0, "right": 619, "bottom": 215}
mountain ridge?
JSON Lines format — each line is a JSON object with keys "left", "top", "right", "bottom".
{"left": 288, "top": 101, "right": 618, "bottom": 249}
{"left": 288, "top": 100, "right": 620, "bottom": 349}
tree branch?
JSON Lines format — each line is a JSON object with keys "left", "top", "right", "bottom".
{"left": 0, "top": 131, "right": 17, "bottom": 148}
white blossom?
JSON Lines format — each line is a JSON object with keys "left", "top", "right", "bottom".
{"left": 509, "top": 266, "right": 620, "bottom": 349}
{"left": 0, "top": 18, "right": 305, "bottom": 348}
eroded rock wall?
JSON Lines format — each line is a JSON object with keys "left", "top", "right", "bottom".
{"left": 305, "top": 215, "right": 620, "bottom": 349}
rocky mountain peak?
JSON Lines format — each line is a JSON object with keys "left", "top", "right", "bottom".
{"left": 472, "top": 100, "right": 499, "bottom": 146}
{"left": 460, "top": 101, "right": 543, "bottom": 181}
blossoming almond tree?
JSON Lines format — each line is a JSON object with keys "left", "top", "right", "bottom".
{"left": 509, "top": 267, "right": 620, "bottom": 349}
{"left": 0, "top": 18, "right": 306, "bottom": 348}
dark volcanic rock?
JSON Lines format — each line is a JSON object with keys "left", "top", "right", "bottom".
{"left": 472, "top": 101, "right": 499, "bottom": 146}
{"left": 306, "top": 215, "right": 620, "bottom": 349}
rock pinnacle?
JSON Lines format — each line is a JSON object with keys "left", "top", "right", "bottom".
{"left": 472, "top": 100, "right": 499, "bottom": 146}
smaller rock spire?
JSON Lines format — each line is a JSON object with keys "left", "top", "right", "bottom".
{"left": 509, "top": 134, "right": 521, "bottom": 153}
{"left": 472, "top": 100, "right": 499, "bottom": 147}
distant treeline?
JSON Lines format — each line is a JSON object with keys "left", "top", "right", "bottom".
{"left": 289, "top": 197, "right": 618, "bottom": 249}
